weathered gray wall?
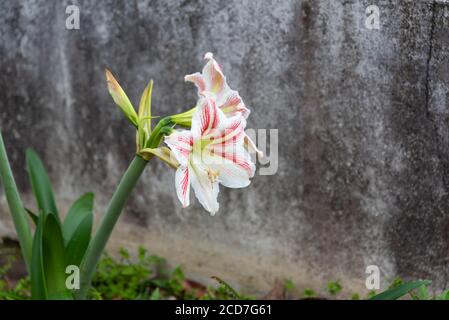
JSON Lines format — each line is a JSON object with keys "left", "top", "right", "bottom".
{"left": 0, "top": 0, "right": 448, "bottom": 295}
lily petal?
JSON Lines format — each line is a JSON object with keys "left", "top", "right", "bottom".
{"left": 218, "top": 89, "right": 250, "bottom": 119}
{"left": 203, "top": 115, "right": 255, "bottom": 188}
{"left": 184, "top": 72, "right": 206, "bottom": 92}
{"left": 185, "top": 53, "right": 250, "bottom": 119}
{"left": 191, "top": 93, "right": 224, "bottom": 139}
{"left": 189, "top": 158, "right": 220, "bottom": 215}
{"left": 207, "top": 114, "right": 247, "bottom": 147}
{"left": 209, "top": 151, "right": 254, "bottom": 189}
{"left": 202, "top": 52, "right": 226, "bottom": 95}
{"left": 175, "top": 165, "right": 190, "bottom": 208}
{"left": 164, "top": 130, "right": 193, "bottom": 166}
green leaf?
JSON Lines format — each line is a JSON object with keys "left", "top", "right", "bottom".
{"left": 436, "top": 290, "right": 449, "bottom": 300}
{"left": 25, "top": 208, "right": 39, "bottom": 226}
{"left": 26, "top": 149, "right": 59, "bottom": 219}
{"left": 327, "top": 280, "right": 342, "bottom": 295}
{"left": 138, "top": 80, "right": 153, "bottom": 133}
{"left": 65, "top": 214, "right": 93, "bottom": 267}
{"left": 30, "top": 214, "right": 47, "bottom": 299}
{"left": 42, "top": 214, "right": 72, "bottom": 299}
{"left": 63, "top": 193, "right": 94, "bottom": 244}
{"left": 303, "top": 288, "right": 316, "bottom": 298}
{"left": 150, "top": 288, "right": 161, "bottom": 300}
{"left": 369, "top": 280, "right": 431, "bottom": 300}
{"left": 137, "top": 80, "right": 154, "bottom": 150}
{"left": 211, "top": 276, "right": 241, "bottom": 299}
{"left": 413, "top": 284, "right": 430, "bottom": 300}
{"left": 0, "top": 291, "right": 28, "bottom": 300}
{"left": 0, "top": 133, "right": 33, "bottom": 272}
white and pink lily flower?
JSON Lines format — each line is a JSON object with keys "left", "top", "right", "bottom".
{"left": 165, "top": 93, "right": 255, "bottom": 215}
{"left": 185, "top": 52, "right": 262, "bottom": 157}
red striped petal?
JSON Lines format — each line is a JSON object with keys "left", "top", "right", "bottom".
{"left": 175, "top": 166, "right": 190, "bottom": 208}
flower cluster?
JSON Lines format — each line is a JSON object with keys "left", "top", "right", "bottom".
{"left": 105, "top": 52, "right": 259, "bottom": 215}
{"left": 165, "top": 53, "right": 259, "bottom": 215}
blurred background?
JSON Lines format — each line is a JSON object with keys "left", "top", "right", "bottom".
{"left": 0, "top": 0, "right": 448, "bottom": 296}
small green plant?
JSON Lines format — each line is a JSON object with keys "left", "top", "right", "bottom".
{"left": 435, "top": 290, "right": 449, "bottom": 300}
{"left": 0, "top": 146, "right": 94, "bottom": 300}
{"left": 89, "top": 247, "right": 245, "bottom": 300}
{"left": 0, "top": 256, "right": 31, "bottom": 300}
{"left": 351, "top": 293, "right": 360, "bottom": 300}
{"left": 410, "top": 283, "right": 449, "bottom": 300}
{"left": 91, "top": 247, "right": 156, "bottom": 300}
{"left": 367, "top": 290, "right": 377, "bottom": 299}
{"left": 89, "top": 246, "right": 197, "bottom": 300}
{"left": 2, "top": 248, "right": 449, "bottom": 301}
{"left": 201, "top": 277, "right": 251, "bottom": 300}
{"left": 283, "top": 279, "right": 295, "bottom": 293}
{"left": 0, "top": 246, "right": 247, "bottom": 300}
{"left": 327, "top": 280, "right": 343, "bottom": 296}
{"left": 209, "top": 276, "right": 242, "bottom": 299}
{"left": 302, "top": 288, "right": 316, "bottom": 298}
{"left": 388, "top": 277, "right": 404, "bottom": 289}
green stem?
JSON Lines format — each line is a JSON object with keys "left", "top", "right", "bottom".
{"left": 0, "top": 133, "right": 33, "bottom": 273}
{"left": 146, "top": 116, "right": 172, "bottom": 149}
{"left": 76, "top": 155, "right": 148, "bottom": 299}
{"left": 144, "top": 106, "right": 196, "bottom": 149}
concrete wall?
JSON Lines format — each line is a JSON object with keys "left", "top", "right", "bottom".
{"left": 0, "top": 0, "right": 448, "bottom": 295}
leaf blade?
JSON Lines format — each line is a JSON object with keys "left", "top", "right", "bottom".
{"left": 30, "top": 214, "right": 47, "bottom": 299}
{"left": 25, "top": 207, "right": 39, "bottom": 226}
{"left": 65, "top": 213, "right": 93, "bottom": 267}
{"left": 62, "top": 192, "right": 94, "bottom": 244}
{"left": 369, "top": 280, "right": 431, "bottom": 300}
{"left": 26, "top": 149, "right": 59, "bottom": 219}
{"left": 0, "top": 133, "right": 33, "bottom": 272}
{"left": 42, "top": 214, "right": 72, "bottom": 299}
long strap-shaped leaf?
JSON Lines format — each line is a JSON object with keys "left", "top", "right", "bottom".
{"left": 0, "top": 133, "right": 33, "bottom": 272}
{"left": 31, "top": 213, "right": 73, "bottom": 299}
{"left": 369, "top": 280, "right": 431, "bottom": 300}
{"left": 63, "top": 192, "right": 93, "bottom": 244}
{"left": 31, "top": 214, "right": 47, "bottom": 299}
{"left": 26, "top": 148, "right": 59, "bottom": 220}
{"left": 63, "top": 193, "right": 94, "bottom": 267}
{"left": 64, "top": 214, "right": 92, "bottom": 267}
{"left": 42, "top": 214, "right": 73, "bottom": 299}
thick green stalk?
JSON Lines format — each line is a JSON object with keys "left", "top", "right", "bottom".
{"left": 76, "top": 155, "right": 147, "bottom": 299}
{"left": 0, "top": 133, "right": 33, "bottom": 272}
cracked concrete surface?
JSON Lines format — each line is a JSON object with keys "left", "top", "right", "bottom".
{"left": 0, "top": 0, "right": 448, "bottom": 295}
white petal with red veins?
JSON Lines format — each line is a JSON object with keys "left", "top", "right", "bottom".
{"left": 166, "top": 53, "right": 258, "bottom": 214}
{"left": 164, "top": 130, "right": 193, "bottom": 166}
{"left": 185, "top": 53, "right": 250, "bottom": 119}
{"left": 184, "top": 72, "right": 206, "bottom": 92}
{"left": 189, "top": 158, "right": 220, "bottom": 215}
{"left": 191, "top": 93, "right": 224, "bottom": 140}
{"left": 175, "top": 165, "right": 190, "bottom": 208}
